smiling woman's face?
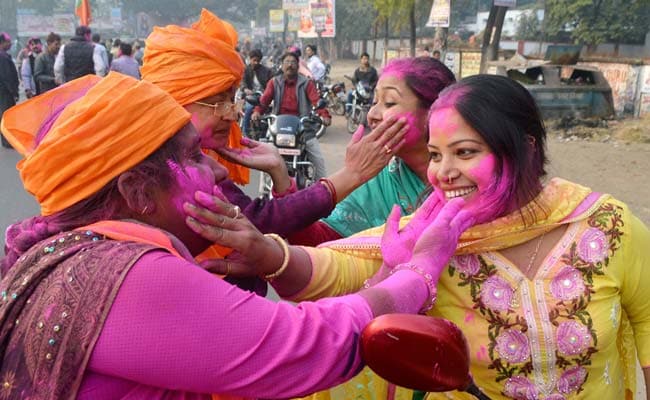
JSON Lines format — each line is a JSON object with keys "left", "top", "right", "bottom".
{"left": 427, "top": 107, "right": 514, "bottom": 224}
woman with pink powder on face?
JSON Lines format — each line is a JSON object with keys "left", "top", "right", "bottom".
{"left": 289, "top": 57, "right": 456, "bottom": 246}
{"left": 205, "top": 75, "right": 650, "bottom": 400}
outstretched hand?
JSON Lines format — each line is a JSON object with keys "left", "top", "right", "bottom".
{"left": 370, "top": 197, "right": 474, "bottom": 286}
{"left": 410, "top": 198, "right": 475, "bottom": 277}
{"left": 216, "top": 136, "right": 285, "bottom": 174}
{"left": 380, "top": 194, "right": 445, "bottom": 268}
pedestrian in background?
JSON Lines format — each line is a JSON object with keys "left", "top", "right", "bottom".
{"left": 110, "top": 42, "right": 141, "bottom": 79}
{"left": 34, "top": 32, "right": 61, "bottom": 94}
{"left": 54, "top": 26, "right": 107, "bottom": 84}
{"left": 0, "top": 32, "right": 19, "bottom": 149}
{"left": 20, "top": 37, "right": 43, "bottom": 98}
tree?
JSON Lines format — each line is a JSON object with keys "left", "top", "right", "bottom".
{"left": 545, "top": 0, "right": 650, "bottom": 50}
{"left": 515, "top": 10, "right": 541, "bottom": 40}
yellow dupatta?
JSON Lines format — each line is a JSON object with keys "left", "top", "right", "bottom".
{"left": 324, "top": 178, "right": 605, "bottom": 256}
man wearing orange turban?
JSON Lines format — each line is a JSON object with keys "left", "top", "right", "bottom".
{"left": 140, "top": 10, "right": 335, "bottom": 262}
{"left": 140, "top": 10, "right": 406, "bottom": 265}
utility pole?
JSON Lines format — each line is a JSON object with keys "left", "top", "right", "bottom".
{"left": 479, "top": 5, "right": 506, "bottom": 74}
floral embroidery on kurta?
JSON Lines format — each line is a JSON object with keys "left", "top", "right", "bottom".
{"left": 448, "top": 203, "right": 624, "bottom": 399}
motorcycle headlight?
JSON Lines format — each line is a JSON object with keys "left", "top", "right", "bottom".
{"left": 275, "top": 133, "right": 296, "bottom": 147}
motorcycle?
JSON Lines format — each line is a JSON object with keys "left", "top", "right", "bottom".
{"left": 344, "top": 75, "right": 373, "bottom": 134}
{"left": 362, "top": 314, "right": 491, "bottom": 399}
{"left": 247, "top": 96, "right": 328, "bottom": 199}
{"left": 319, "top": 81, "right": 346, "bottom": 116}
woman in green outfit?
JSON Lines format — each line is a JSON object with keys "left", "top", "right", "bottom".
{"left": 290, "top": 57, "right": 456, "bottom": 245}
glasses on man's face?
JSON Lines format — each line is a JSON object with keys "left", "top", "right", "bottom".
{"left": 283, "top": 60, "right": 298, "bottom": 66}
{"left": 193, "top": 99, "right": 243, "bottom": 117}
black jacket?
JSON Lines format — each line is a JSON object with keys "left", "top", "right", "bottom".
{"left": 63, "top": 36, "right": 94, "bottom": 82}
{"left": 241, "top": 64, "right": 273, "bottom": 92}
{"left": 0, "top": 51, "right": 19, "bottom": 101}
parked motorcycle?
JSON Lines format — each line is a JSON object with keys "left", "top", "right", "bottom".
{"left": 362, "top": 314, "right": 491, "bottom": 399}
{"left": 319, "top": 81, "right": 346, "bottom": 116}
{"left": 247, "top": 96, "right": 328, "bottom": 199}
{"left": 344, "top": 75, "right": 373, "bottom": 134}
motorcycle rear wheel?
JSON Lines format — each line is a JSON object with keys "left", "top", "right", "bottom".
{"left": 329, "top": 98, "right": 346, "bottom": 116}
{"left": 347, "top": 112, "right": 360, "bottom": 134}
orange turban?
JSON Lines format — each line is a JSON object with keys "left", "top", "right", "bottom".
{"left": 141, "top": 9, "right": 249, "bottom": 184}
{"left": 0, "top": 73, "right": 191, "bottom": 216}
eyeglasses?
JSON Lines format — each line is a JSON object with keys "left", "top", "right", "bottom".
{"left": 282, "top": 60, "right": 298, "bottom": 66}
{"left": 193, "top": 99, "right": 243, "bottom": 116}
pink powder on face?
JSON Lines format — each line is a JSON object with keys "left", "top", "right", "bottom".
{"left": 166, "top": 159, "right": 215, "bottom": 214}
{"left": 388, "top": 111, "right": 423, "bottom": 147}
{"left": 380, "top": 69, "right": 406, "bottom": 80}
{"left": 428, "top": 107, "right": 459, "bottom": 139}
{"left": 467, "top": 156, "right": 516, "bottom": 224}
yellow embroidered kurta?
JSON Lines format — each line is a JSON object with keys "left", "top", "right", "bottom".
{"left": 291, "top": 180, "right": 650, "bottom": 400}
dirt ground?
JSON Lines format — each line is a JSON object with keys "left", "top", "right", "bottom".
{"left": 329, "top": 60, "right": 650, "bottom": 225}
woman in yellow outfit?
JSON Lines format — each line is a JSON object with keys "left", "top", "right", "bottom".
{"left": 204, "top": 75, "right": 650, "bottom": 400}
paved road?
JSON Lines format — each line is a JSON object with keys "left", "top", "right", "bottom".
{"left": 0, "top": 115, "right": 352, "bottom": 251}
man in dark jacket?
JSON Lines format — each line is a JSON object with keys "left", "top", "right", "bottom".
{"left": 34, "top": 32, "right": 61, "bottom": 94}
{"left": 240, "top": 49, "right": 273, "bottom": 136}
{"left": 0, "top": 32, "right": 19, "bottom": 148}
{"left": 53, "top": 26, "right": 106, "bottom": 84}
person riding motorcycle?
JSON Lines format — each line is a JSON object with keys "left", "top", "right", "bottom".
{"left": 241, "top": 49, "right": 273, "bottom": 136}
{"left": 252, "top": 52, "right": 330, "bottom": 180}
{"left": 346, "top": 52, "right": 378, "bottom": 115}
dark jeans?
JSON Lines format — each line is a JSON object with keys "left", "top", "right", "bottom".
{"left": 242, "top": 102, "right": 254, "bottom": 136}
{"left": 0, "top": 94, "right": 16, "bottom": 148}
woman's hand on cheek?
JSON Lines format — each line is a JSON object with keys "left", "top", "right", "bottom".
{"left": 344, "top": 116, "right": 408, "bottom": 183}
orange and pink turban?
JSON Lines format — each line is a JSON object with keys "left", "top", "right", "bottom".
{"left": 0, "top": 73, "right": 191, "bottom": 216}
{"left": 141, "top": 9, "right": 249, "bottom": 184}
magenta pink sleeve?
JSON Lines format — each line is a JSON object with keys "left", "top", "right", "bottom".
{"left": 87, "top": 251, "right": 374, "bottom": 398}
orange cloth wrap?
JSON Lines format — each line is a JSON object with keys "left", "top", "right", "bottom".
{"left": 1, "top": 72, "right": 191, "bottom": 216}
{"left": 141, "top": 9, "right": 249, "bottom": 184}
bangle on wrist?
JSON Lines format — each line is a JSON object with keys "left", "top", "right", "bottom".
{"left": 318, "top": 178, "right": 338, "bottom": 204}
{"left": 271, "top": 177, "right": 297, "bottom": 198}
{"left": 262, "top": 233, "right": 290, "bottom": 281}
{"left": 389, "top": 263, "right": 437, "bottom": 314}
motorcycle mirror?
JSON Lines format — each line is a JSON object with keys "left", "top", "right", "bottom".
{"left": 316, "top": 98, "right": 328, "bottom": 110}
{"left": 245, "top": 95, "right": 260, "bottom": 106}
{"left": 361, "top": 314, "right": 491, "bottom": 399}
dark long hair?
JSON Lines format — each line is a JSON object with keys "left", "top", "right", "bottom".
{"left": 429, "top": 74, "right": 548, "bottom": 223}
{"left": 2, "top": 131, "right": 185, "bottom": 273}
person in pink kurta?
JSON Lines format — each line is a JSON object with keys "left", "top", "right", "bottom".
{"left": 0, "top": 72, "right": 473, "bottom": 399}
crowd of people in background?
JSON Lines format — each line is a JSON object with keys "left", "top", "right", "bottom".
{"left": 0, "top": 27, "right": 146, "bottom": 148}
